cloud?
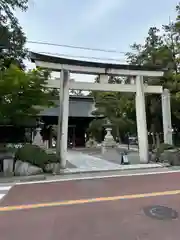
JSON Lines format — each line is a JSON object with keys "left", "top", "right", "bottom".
{"left": 78, "top": 0, "right": 125, "bottom": 30}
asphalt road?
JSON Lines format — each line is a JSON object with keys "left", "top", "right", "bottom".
{"left": 1, "top": 172, "right": 180, "bottom": 239}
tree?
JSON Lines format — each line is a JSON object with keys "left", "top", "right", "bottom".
{"left": 126, "top": 3, "right": 180, "bottom": 146}
{"left": 88, "top": 3, "right": 180, "bottom": 145}
{"left": 87, "top": 118, "right": 104, "bottom": 142}
{"left": 0, "top": 65, "right": 54, "bottom": 125}
{"left": 0, "top": 0, "right": 28, "bottom": 69}
{"left": 87, "top": 73, "right": 137, "bottom": 141}
{"left": 88, "top": 85, "right": 136, "bottom": 142}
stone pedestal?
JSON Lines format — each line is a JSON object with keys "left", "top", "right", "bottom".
{"left": 3, "top": 158, "right": 14, "bottom": 176}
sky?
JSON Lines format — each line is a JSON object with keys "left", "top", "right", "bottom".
{"left": 16, "top": 0, "right": 179, "bottom": 81}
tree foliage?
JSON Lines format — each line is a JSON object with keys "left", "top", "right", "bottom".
{"left": 88, "top": 3, "right": 180, "bottom": 144}
{"left": 0, "top": 65, "right": 54, "bottom": 125}
{"left": 0, "top": 0, "right": 28, "bottom": 69}
{"left": 87, "top": 81, "right": 136, "bottom": 141}
{"left": 126, "top": 3, "right": 180, "bottom": 138}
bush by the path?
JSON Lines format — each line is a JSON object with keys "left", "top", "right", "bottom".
{"left": 15, "top": 144, "right": 59, "bottom": 171}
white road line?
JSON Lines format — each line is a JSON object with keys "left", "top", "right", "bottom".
{"left": 0, "top": 185, "right": 13, "bottom": 201}
{"left": 15, "top": 169, "right": 180, "bottom": 186}
{"left": 0, "top": 186, "right": 12, "bottom": 191}
{"left": 0, "top": 194, "right": 5, "bottom": 200}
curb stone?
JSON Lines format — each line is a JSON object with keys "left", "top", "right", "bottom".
{"left": 0, "top": 164, "right": 170, "bottom": 183}
{"left": 0, "top": 174, "right": 46, "bottom": 184}
{"left": 59, "top": 164, "right": 169, "bottom": 175}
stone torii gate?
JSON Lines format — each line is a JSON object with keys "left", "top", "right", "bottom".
{"left": 30, "top": 52, "right": 172, "bottom": 168}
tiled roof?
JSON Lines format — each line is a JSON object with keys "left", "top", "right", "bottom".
{"left": 30, "top": 52, "right": 164, "bottom": 72}
{"left": 39, "top": 96, "right": 96, "bottom": 117}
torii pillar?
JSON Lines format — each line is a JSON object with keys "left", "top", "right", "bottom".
{"left": 161, "top": 89, "right": 173, "bottom": 145}
{"left": 135, "top": 76, "right": 149, "bottom": 163}
{"left": 56, "top": 69, "right": 70, "bottom": 168}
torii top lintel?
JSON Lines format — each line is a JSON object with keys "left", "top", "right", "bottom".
{"left": 30, "top": 52, "right": 164, "bottom": 77}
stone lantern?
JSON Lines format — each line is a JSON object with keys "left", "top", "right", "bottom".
{"left": 101, "top": 119, "right": 116, "bottom": 154}
{"left": 32, "top": 119, "right": 45, "bottom": 149}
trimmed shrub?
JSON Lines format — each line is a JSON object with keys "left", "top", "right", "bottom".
{"left": 158, "top": 143, "right": 174, "bottom": 152}
{"left": 154, "top": 143, "right": 174, "bottom": 154}
{"left": 154, "top": 143, "right": 175, "bottom": 162}
{"left": 15, "top": 144, "right": 59, "bottom": 170}
{"left": 47, "top": 153, "right": 59, "bottom": 163}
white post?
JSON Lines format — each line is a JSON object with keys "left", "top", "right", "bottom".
{"left": 56, "top": 71, "right": 64, "bottom": 155}
{"left": 135, "top": 76, "right": 149, "bottom": 163}
{"left": 161, "top": 89, "right": 173, "bottom": 145}
{"left": 56, "top": 70, "right": 70, "bottom": 168}
{"left": 99, "top": 74, "right": 108, "bottom": 84}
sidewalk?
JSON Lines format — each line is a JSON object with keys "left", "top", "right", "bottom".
{"left": 0, "top": 166, "right": 179, "bottom": 185}
{"left": 0, "top": 147, "right": 171, "bottom": 184}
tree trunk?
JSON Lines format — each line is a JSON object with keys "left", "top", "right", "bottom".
{"left": 155, "top": 133, "right": 160, "bottom": 148}
{"left": 152, "top": 133, "right": 156, "bottom": 148}
{"left": 116, "top": 127, "right": 121, "bottom": 143}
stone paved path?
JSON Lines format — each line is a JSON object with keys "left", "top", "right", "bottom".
{"left": 76, "top": 148, "right": 140, "bottom": 164}
{"left": 64, "top": 150, "right": 165, "bottom": 173}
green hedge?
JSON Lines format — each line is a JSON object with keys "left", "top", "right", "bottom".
{"left": 154, "top": 143, "right": 175, "bottom": 161}
{"left": 15, "top": 144, "right": 59, "bottom": 170}
{"left": 156, "top": 143, "right": 174, "bottom": 154}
